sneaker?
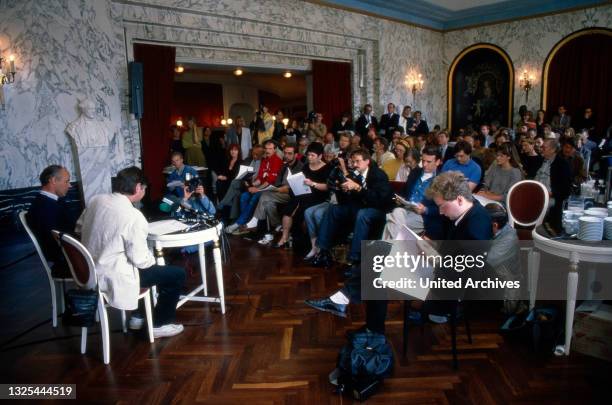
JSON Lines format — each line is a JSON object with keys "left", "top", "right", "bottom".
{"left": 152, "top": 323, "right": 184, "bottom": 338}
{"left": 225, "top": 223, "right": 239, "bottom": 234}
{"left": 274, "top": 225, "right": 283, "bottom": 233}
{"left": 128, "top": 315, "right": 144, "bottom": 330}
{"left": 245, "top": 217, "right": 258, "bottom": 229}
{"left": 258, "top": 233, "right": 274, "bottom": 245}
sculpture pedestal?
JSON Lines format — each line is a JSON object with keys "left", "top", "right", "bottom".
{"left": 75, "top": 146, "right": 112, "bottom": 205}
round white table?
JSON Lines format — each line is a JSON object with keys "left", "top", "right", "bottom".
{"left": 148, "top": 222, "right": 225, "bottom": 313}
{"left": 529, "top": 226, "right": 612, "bottom": 355}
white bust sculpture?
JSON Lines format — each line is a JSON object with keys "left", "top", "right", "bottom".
{"left": 66, "top": 99, "right": 112, "bottom": 149}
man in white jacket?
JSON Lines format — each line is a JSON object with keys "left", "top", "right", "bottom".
{"left": 77, "top": 166, "right": 186, "bottom": 338}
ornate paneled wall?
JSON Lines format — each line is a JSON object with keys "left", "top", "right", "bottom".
{"left": 443, "top": 4, "right": 612, "bottom": 126}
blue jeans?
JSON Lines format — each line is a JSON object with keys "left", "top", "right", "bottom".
{"left": 236, "top": 191, "right": 262, "bottom": 225}
{"left": 304, "top": 202, "right": 330, "bottom": 238}
{"left": 317, "top": 204, "right": 386, "bottom": 262}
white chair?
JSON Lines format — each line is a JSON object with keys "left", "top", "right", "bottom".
{"left": 53, "top": 231, "right": 154, "bottom": 364}
{"left": 19, "top": 211, "right": 74, "bottom": 327}
{"left": 506, "top": 180, "right": 550, "bottom": 237}
{"left": 505, "top": 180, "right": 549, "bottom": 309}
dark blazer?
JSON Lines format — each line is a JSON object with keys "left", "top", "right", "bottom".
{"left": 550, "top": 154, "right": 572, "bottom": 205}
{"left": 355, "top": 114, "right": 378, "bottom": 137}
{"left": 26, "top": 193, "right": 77, "bottom": 267}
{"left": 440, "top": 144, "right": 455, "bottom": 163}
{"left": 331, "top": 120, "right": 354, "bottom": 139}
{"left": 350, "top": 164, "right": 394, "bottom": 212}
{"left": 447, "top": 200, "right": 493, "bottom": 241}
{"left": 407, "top": 118, "right": 429, "bottom": 135}
{"left": 400, "top": 168, "right": 444, "bottom": 239}
{"left": 379, "top": 113, "right": 400, "bottom": 138}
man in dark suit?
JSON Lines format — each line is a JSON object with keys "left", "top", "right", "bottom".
{"left": 331, "top": 112, "right": 354, "bottom": 141}
{"left": 437, "top": 130, "right": 455, "bottom": 163}
{"left": 406, "top": 111, "right": 429, "bottom": 136}
{"left": 551, "top": 105, "right": 571, "bottom": 133}
{"left": 535, "top": 138, "right": 573, "bottom": 232}
{"left": 311, "top": 148, "right": 394, "bottom": 268}
{"left": 26, "top": 165, "right": 78, "bottom": 278}
{"left": 306, "top": 148, "right": 394, "bottom": 330}
{"left": 355, "top": 104, "right": 378, "bottom": 138}
{"left": 379, "top": 102, "right": 400, "bottom": 141}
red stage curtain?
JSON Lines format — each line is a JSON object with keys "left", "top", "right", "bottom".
{"left": 258, "top": 90, "right": 281, "bottom": 115}
{"left": 312, "top": 60, "right": 352, "bottom": 128}
{"left": 134, "top": 43, "right": 175, "bottom": 201}
{"left": 171, "top": 82, "right": 224, "bottom": 128}
{"left": 546, "top": 32, "right": 612, "bottom": 138}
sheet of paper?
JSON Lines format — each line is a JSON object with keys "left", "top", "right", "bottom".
{"left": 148, "top": 219, "right": 189, "bottom": 235}
{"left": 474, "top": 193, "right": 501, "bottom": 208}
{"left": 166, "top": 180, "right": 184, "bottom": 189}
{"left": 287, "top": 172, "right": 312, "bottom": 196}
{"left": 394, "top": 193, "right": 419, "bottom": 210}
{"left": 259, "top": 184, "right": 277, "bottom": 192}
{"left": 236, "top": 165, "right": 254, "bottom": 180}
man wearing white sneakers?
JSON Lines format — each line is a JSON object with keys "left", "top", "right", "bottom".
{"left": 77, "top": 166, "right": 186, "bottom": 338}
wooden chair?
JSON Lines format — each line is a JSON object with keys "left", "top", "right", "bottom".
{"left": 53, "top": 231, "right": 154, "bottom": 364}
{"left": 19, "top": 211, "right": 74, "bottom": 327}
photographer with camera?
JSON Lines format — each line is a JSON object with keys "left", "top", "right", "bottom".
{"left": 180, "top": 183, "right": 215, "bottom": 217}
{"left": 310, "top": 148, "right": 394, "bottom": 269}
{"left": 167, "top": 151, "right": 199, "bottom": 199}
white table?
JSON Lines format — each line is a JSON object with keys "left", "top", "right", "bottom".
{"left": 528, "top": 227, "right": 612, "bottom": 355}
{"left": 148, "top": 222, "right": 225, "bottom": 313}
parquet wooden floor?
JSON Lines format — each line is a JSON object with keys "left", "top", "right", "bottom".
{"left": 0, "top": 236, "right": 610, "bottom": 404}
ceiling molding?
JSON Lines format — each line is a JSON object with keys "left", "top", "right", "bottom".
{"left": 313, "top": 0, "right": 608, "bottom": 31}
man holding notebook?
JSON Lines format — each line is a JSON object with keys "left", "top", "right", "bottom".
{"left": 383, "top": 145, "right": 445, "bottom": 240}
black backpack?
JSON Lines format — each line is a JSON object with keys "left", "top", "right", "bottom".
{"left": 336, "top": 330, "right": 394, "bottom": 400}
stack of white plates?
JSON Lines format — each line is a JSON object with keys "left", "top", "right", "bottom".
{"left": 605, "top": 217, "right": 612, "bottom": 240}
{"left": 585, "top": 208, "right": 608, "bottom": 218}
{"left": 578, "top": 216, "right": 604, "bottom": 241}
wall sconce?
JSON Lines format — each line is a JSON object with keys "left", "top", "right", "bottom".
{"left": 221, "top": 118, "right": 227, "bottom": 126}
{"left": 233, "top": 68, "right": 243, "bottom": 76}
{"left": 176, "top": 119, "right": 183, "bottom": 127}
{"left": 226, "top": 118, "right": 233, "bottom": 125}
{"left": 0, "top": 54, "right": 17, "bottom": 108}
{"left": 220, "top": 117, "right": 233, "bottom": 126}
{"left": 282, "top": 118, "right": 289, "bottom": 127}
{"left": 174, "top": 65, "right": 184, "bottom": 74}
{"left": 405, "top": 72, "right": 424, "bottom": 107}
{"left": 283, "top": 71, "right": 292, "bottom": 78}
{"left": 519, "top": 69, "right": 535, "bottom": 104}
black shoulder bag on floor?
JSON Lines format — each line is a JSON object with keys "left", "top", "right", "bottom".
{"left": 336, "top": 330, "right": 394, "bottom": 401}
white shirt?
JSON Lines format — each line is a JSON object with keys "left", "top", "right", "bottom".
{"left": 40, "top": 190, "right": 58, "bottom": 201}
{"left": 240, "top": 127, "right": 252, "bottom": 160}
{"left": 76, "top": 193, "right": 155, "bottom": 310}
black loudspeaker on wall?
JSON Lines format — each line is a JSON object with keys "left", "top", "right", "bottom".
{"left": 128, "top": 62, "right": 143, "bottom": 119}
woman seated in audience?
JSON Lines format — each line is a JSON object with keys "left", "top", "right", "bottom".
{"left": 372, "top": 137, "right": 394, "bottom": 168}
{"left": 495, "top": 129, "right": 510, "bottom": 146}
{"left": 562, "top": 127, "right": 576, "bottom": 141}
{"left": 476, "top": 142, "right": 524, "bottom": 202}
{"left": 349, "top": 133, "right": 362, "bottom": 151}
{"left": 273, "top": 142, "right": 331, "bottom": 248}
{"left": 520, "top": 138, "right": 543, "bottom": 179}
{"left": 216, "top": 144, "right": 242, "bottom": 201}
{"left": 382, "top": 139, "right": 412, "bottom": 181}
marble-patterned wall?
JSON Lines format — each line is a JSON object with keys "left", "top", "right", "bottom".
{"left": 120, "top": 0, "right": 445, "bottom": 127}
{"left": 2, "top": 0, "right": 610, "bottom": 191}
{"left": 443, "top": 4, "right": 612, "bottom": 127}
{"left": 0, "top": 0, "right": 139, "bottom": 190}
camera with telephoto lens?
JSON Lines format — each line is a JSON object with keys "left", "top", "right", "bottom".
{"left": 187, "top": 176, "right": 203, "bottom": 193}
{"left": 306, "top": 110, "right": 317, "bottom": 124}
